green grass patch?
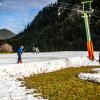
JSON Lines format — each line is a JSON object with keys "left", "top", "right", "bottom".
{"left": 0, "top": 52, "right": 16, "bottom": 54}
{"left": 21, "top": 67, "right": 100, "bottom": 100}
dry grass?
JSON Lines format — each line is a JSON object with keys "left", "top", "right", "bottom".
{"left": 20, "top": 66, "right": 100, "bottom": 100}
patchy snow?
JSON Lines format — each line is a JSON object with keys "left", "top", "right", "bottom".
{"left": 78, "top": 68, "right": 100, "bottom": 83}
{"left": 78, "top": 73, "right": 100, "bottom": 82}
{"left": 0, "top": 51, "right": 100, "bottom": 100}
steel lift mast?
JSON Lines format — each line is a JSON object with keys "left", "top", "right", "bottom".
{"left": 58, "top": 0, "right": 94, "bottom": 60}
{"left": 81, "top": 0, "right": 94, "bottom": 60}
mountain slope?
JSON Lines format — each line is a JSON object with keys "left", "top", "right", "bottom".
{"left": 0, "top": 29, "right": 16, "bottom": 40}
{"left": 7, "top": 0, "right": 100, "bottom": 51}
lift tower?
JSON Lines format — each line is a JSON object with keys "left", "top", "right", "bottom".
{"left": 58, "top": 0, "right": 94, "bottom": 60}
{"left": 81, "top": 0, "right": 94, "bottom": 60}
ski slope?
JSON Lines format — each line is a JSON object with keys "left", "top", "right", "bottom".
{"left": 0, "top": 51, "right": 100, "bottom": 100}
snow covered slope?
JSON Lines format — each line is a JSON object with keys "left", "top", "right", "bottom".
{"left": 0, "top": 51, "right": 100, "bottom": 100}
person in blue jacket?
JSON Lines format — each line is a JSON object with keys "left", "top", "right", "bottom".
{"left": 17, "top": 45, "right": 24, "bottom": 63}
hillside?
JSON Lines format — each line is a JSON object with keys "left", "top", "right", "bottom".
{"left": 0, "top": 29, "right": 16, "bottom": 40}
{"left": 6, "top": 0, "right": 100, "bottom": 51}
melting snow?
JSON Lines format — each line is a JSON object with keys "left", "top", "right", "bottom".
{"left": 0, "top": 51, "right": 100, "bottom": 100}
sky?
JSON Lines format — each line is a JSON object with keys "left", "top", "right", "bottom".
{"left": 0, "top": 0, "right": 57, "bottom": 34}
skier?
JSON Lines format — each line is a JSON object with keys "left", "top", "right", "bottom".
{"left": 17, "top": 45, "right": 24, "bottom": 63}
{"left": 32, "top": 46, "right": 39, "bottom": 54}
{"left": 32, "top": 46, "right": 36, "bottom": 54}
{"left": 35, "top": 47, "right": 39, "bottom": 54}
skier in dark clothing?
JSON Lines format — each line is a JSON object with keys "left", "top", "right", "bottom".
{"left": 17, "top": 46, "right": 23, "bottom": 63}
